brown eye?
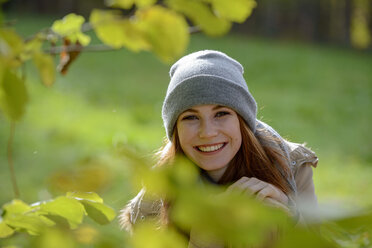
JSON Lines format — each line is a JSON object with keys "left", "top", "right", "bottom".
{"left": 182, "top": 115, "right": 198, "bottom": 121}
{"left": 215, "top": 111, "right": 230, "bottom": 118}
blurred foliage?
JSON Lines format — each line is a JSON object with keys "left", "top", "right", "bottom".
{"left": 48, "top": 158, "right": 113, "bottom": 194}
{"left": 0, "top": 192, "right": 115, "bottom": 238}
{"left": 351, "top": 0, "right": 371, "bottom": 49}
{"left": 1, "top": 0, "right": 372, "bottom": 247}
{"left": 0, "top": 0, "right": 256, "bottom": 122}
{"left": 2, "top": 151, "right": 372, "bottom": 247}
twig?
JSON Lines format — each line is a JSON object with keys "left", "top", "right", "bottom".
{"left": 44, "top": 43, "right": 117, "bottom": 55}
{"left": 7, "top": 122, "right": 20, "bottom": 199}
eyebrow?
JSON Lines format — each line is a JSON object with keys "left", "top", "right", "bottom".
{"left": 183, "top": 105, "right": 226, "bottom": 113}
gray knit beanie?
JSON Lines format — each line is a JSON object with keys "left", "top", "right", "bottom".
{"left": 162, "top": 50, "right": 257, "bottom": 140}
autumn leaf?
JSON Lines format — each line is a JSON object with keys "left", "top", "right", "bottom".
{"left": 57, "top": 38, "right": 82, "bottom": 75}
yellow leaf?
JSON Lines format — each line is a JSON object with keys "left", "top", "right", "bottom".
{"left": 105, "top": 0, "right": 135, "bottom": 9}
{"left": 136, "top": 6, "right": 189, "bottom": 62}
{"left": 52, "top": 13, "right": 91, "bottom": 46}
{"left": 135, "top": 0, "right": 157, "bottom": 8}
{"left": 76, "top": 32, "right": 91, "bottom": 46}
{"left": 0, "top": 28, "right": 24, "bottom": 67}
{"left": 90, "top": 9, "right": 150, "bottom": 51}
{"left": 106, "top": 0, "right": 156, "bottom": 8}
{"left": 2, "top": 199, "right": 31, "bottom": 217}
{"left": 0, "top": 221, "right": 14, "bottom": 238}
{"left": 166, "top": 0, "right": 231, "bottom": 36}
{"left": 208, "top": 0, "right": 256, "bottom": 23}
{"left": 52, "top": 13, "right": 85, "bottom": 36}
{"left": 33, "top": 52, "right": 56, "bottom": 87}
{"left": 0, "top": 28, "right": 23, "bottom": 57}
{"left": 20, "top": 36, "right": 43, "bottom": 61}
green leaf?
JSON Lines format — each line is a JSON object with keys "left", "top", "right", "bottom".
{"left": 130, "top": 222, "right": 188, "bottom": 248}
{"left": 4, "top": 214, "right": 53, "bottom": 235}
{"left": 2, "top": 200, "right": 54, "bottom": 235}
{"left": 2, "top": 199, "right": 31, "bottom": 216}
{"left": 52, "top": 13, "right": 91, "bottom": 46}
{"left": 90, "top": 9, "right": 150, "bottom": 51}
{"left": 80, "top": 200, "right": 116, "bottom": 225}
{"left": 166, "top": 0, "right": 231, "bottom": 36}
{"left": 333, "top": 210, "right": 372, "bottom": 231}
{"left": 33, "top": 228, "right": 76, "bottom": 248}
{"left": 136, "top": 6, "right": 189, "bottom": 62}
{"left": 37, "top": 196, "right": 86, "bottom": 229}
{"left": 0, "top": 69, "right": 29, "bottom": 121}
{"left": 66, "top": 192, "right": 103, "bottom": 203}
{"left": 0, "top": 221, "right": 14, "bottom": 238}
{"left": 32, "top": 52, "right": 56, "bottom": 87}
{"left": 273, "top": 226, "right": 337, "bottom": 248}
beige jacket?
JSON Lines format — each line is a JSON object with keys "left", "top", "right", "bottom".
{"left": 121, "top": 141, "right": 318, "bottom": 224}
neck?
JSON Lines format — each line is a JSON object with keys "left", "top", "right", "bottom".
{"left": 205, "top": 166, "right": 228, "bottom": 183}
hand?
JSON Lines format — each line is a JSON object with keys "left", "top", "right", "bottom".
{"left": 226, "top": 177, "right": 290, "bottom": 212}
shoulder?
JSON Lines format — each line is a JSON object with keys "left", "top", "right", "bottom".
{"left": 119, "top": 189, "right": 163, "bottom": 232}
{"left": 285, "top": 141, "right": 318, "bottom": 171}
{"left": 255, "top": 120, "right": 318, "bottom": 171}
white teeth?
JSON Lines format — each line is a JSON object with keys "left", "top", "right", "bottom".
{"left": 198, "top": 143, "right": 224, "bottom": 152}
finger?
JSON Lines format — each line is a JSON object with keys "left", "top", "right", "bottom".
{"left": 242, "top": 178, "right": 268, "bottom": 195}
{"left": 226, "top": 177, "right": 250, "bottom": 193}
{"left": 256, "top": 186, "right": 288, "bottom": 206}
{"left": 262, "top": 198, "right": 290, "bottom": 214}
{"left": 256, "top": 185, "right": 277, "bottom": 201}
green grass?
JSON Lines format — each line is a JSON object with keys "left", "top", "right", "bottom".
{"left": 1, "top": 13, "right": 372, "bottom": 217}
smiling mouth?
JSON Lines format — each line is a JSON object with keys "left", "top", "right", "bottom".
{"left": 195, "top": 143, "right": 227, "bottom": 153}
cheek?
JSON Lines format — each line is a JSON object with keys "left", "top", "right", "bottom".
{"left": 231, "top": 121, "right": 242, "bottom": 149}
{"left": 234, "top": 130, "right": 242, "bottom": 149}
{"left": 177, "top": 124, "right": 194, "bottom": 149}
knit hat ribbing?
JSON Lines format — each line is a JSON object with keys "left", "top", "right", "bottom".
{"left": 162, "top": 50, "right": 257, "bottom": 140}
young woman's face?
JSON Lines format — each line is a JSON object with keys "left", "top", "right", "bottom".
{"left": 176, "top": 104, "right": 242, "bottom": 181}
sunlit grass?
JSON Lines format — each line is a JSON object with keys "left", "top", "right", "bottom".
{"left": 314, "top": 157, "right": 372, "bottom": 208}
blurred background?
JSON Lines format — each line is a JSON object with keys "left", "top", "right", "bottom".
{"left": 0, "top": 0, "right": 371, "bottom": 246}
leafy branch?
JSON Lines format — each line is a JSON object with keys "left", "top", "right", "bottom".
{"left": 0, "top": 192, "right": 115, "bottom": 238}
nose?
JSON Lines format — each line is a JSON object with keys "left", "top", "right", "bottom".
{"left": 198, "top": 119, "right": 218, "bottom": 139}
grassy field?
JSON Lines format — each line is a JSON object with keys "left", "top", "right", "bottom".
{"left": 1, "top": 13, "right": 372, "bottom": 222}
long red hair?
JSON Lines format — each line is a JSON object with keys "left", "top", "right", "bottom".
{"left": 121, "top": 115, "right": 293, "bottom": 231}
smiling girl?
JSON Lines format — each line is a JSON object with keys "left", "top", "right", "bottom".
{"left": 120, "top": 50, "right": 318, "bottom": 247}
